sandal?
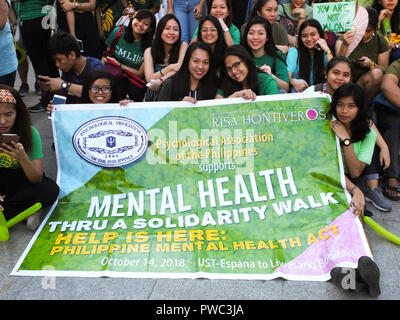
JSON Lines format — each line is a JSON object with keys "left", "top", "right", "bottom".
{"left": 382, "top": 179, "right": 400, "bottom": 201}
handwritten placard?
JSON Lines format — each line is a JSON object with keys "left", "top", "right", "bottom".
{"left": 313, "top": 1, "right": 356, "bottom": 32}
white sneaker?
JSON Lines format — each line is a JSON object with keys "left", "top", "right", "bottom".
{"left": 26, "top": 209, "right": 42, "bottom": 231}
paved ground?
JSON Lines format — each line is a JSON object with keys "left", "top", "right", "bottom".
{"left": 1, "top": 70, "right": 400, "bottom": 301}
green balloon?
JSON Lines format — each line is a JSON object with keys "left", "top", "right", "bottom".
{"left": 363, "top": 216, "right": 400, "bottom": 246}
{"left": 0, "top": 203, "right": 42, "bottom": 242}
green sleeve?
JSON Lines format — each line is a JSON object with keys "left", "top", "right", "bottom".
{"left": 230, "top": 24, "right": 241, "bottom": 45}
{"left": 217, "top": 88, "right": 224, "bottom": 97}
{"left": 355, "top": 129, "right": 377, "bottom": 165}
{"left": 258, "top": 73, "right": 279, "bottom": 95}
{"left": 275, "top": 51, "right": 289, "bottom": 82}
{"left": 192, "top": 26, "right": 199, "bottom": 40}
{"left": 105, "top": 26, "right": 120, "bottom": 48}
{"left": 29, "top": 126, "right": 43, "bottom": 160}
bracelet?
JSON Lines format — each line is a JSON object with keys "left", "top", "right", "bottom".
{"left": 350, "top": 185, "right": 358, "bottom": 195}
{"left": 326, "top": 50, "right": 332, "bottom": 55}
{"left": 370, "top": 63, "right": 376, "bottom": 70}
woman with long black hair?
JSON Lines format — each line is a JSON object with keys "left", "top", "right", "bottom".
{"left": 197, "top": 15, "right": 227, "bottom": 74}
{"left": 216, "top": 45, "right": 279, "bottom": 99}
{"left": 286, "top": 19, "right": 333, "bottom": 92}
{"left": 157, "top": 41, "right": 218, "bottom": 103}
{"left": 103, "top": 9, "right": 156, "bottom": 101}
{"left": 241, "top": 16, "right": 289, "bottom": 92}
{"left": 143, "top": 14, "right": 188, "bottom": 100}
{"left": 0, "top": 85, "right": 59, "bottom": 231}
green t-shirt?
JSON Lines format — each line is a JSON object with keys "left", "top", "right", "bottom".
{"left": 385, "top": 58, "right": 400, "bottom": 85}
{"left": 342, "top": 33, "right": 389, "bottom": 81}
{"left": 0, "top": 126, "right": 43, "bottom": 169}
{"left": 105, "top": 26, "right": 145, "bottom": 70}
{"left": 241, "top": 22, "right": 289, "bottom": 47}
{"left": 342, "top": 128, "right": 377, "bottom": 173}
{"left": 257, "top": 72, "right": 279, "bottom": 95}
{"left": 217, "top": 72, "right": 279, "bottom": 97}
{"left": 253, "top": 51, "right": 289, "bottom": 83}
{"left": 14, "top": 0, "right": 50, "bottom": 20}
{"left": 193, "top": 24, "right": 241, "bottom": 45}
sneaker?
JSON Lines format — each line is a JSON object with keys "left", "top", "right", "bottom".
{"left": 18, "top": 83, "right": 29, "bottom": 97}
{"left": 35, "top": 81, "right": 43, "bottom": 95}
{"left": 26, "top": 209, "right": 42, "bottom": 231}
{"left": 357, "top": 256, "right": 381, "bottom": 298}
{"left": 364, "top": 187, "right": 392, "bottom": 212}
{"left": 28, "top": 102, "right": 45, "bottom": 113}
{"left": 330, "top": 267, "right": 367, "bottom": 293}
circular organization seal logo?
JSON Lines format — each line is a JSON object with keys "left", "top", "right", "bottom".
{"left": 72, "top": 116, "right": 148, "bottom": 168}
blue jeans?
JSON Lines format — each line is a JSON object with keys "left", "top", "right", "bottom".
{"left": 173, "top": 0, "right": 203, "bottom": 43}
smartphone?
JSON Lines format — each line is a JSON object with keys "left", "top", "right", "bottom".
{"left": 354, "top": 58, "right": 364, "bottom": 62}
{"left": 77, "top": 39, "right": 84, "bottom": 53}
{"left": 48, "top": 94, "right": 67, "bottom": 119}
{"left": 1, "top": 133, "right": 20, "bottom": 145}
{"left": 52, "top": 94, "right": 67, "bottom": 105}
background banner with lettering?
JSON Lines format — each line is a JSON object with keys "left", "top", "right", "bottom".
{"left": 12, "top": 93, "right": 371, "bottom": 280}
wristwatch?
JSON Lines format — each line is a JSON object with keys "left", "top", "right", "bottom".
{"left": 61, "top": 81, "right": 70, "bottom": 92}
{"left": 341, "top": 138, "right": 351, "bottom": 146}
{"left": 223, "top": 27, "right": 229, "bottom": 32}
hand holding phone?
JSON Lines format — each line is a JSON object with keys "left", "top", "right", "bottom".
{"left": 48, "top": 94, "right": 67, "bottom": 119}
{"left": 1, "top": 133, "right": 20, "bottom": 145}
{"left": 354, "top": 58, "right": 365, "bottom": 62}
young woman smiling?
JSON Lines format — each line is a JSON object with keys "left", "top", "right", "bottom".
{"left": 242, "top": 0, "right": 289, "bottom": 54}
{"left": 157, "top": 41, "right": 218, "bottom": 102}
{"left": 242, "top": 16, "right": 289, "bottom": 92}
{"left": 197, "top": 15, "right": 226, "bottom": 73}
{"left": 103, "top": 9, "right": 156, "bottom": 101}
{"left": 192, "top": 0, "right": 240, "bottom": 46}
{"left": 287, "top": 19, "right": 333, "bottom": 92}
{"left": 216, "top": 45, "right": 279, "bottom": 99}
{"left": 143, "top": 14, "right": 188, "bottom": 100}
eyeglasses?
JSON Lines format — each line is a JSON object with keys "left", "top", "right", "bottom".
{"left": 90, "top": 86, "right": 111, "bottom": 94}
{"left": 201, "top": 27, "right": 217, "bottom": 33}
{"left": 225, "top": 60, "right": 242, "bottom": 73}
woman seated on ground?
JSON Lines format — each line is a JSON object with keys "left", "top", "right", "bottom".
{"left": 277, "top": 0, "right": 313, "bottom": 47}
{"left": 287, "top": 19, "right": 333, "bottom": 92}
{"left": 102, "top": 9, "right": 156, "bottom": 102}
{"left": 157, "top": 41, "right": 218, "bottom": 102}
{"left": 329, "top": 82, "right": 381, "bottom": 298}
{"left": 335, "top": 7, "right": 389, "bottom": 102}
{"left": 242, "top": 0, "right": 289, "bottom": 55}
{"left": 306, "top": 56, "right": 392, "bottom": 212}
{"left": 197, "top": 15, "right": 227, "bottom": 74}
{"left": 372, "top": 0, "right": 400, "bottom": 63}
{"left": 241, "top": 16, "right": 289, "bottom": 92}
{"left": 143, "top": 14, "right": 188, "bottom": 101}
{"left": 0, "top": 85, "right": 59, "bottom": 231}
{"left": 192, "top": 0, "right": 240, "bottom": 46}
{"left": 216, "top": 44, "right": 279, "bottom": 99}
